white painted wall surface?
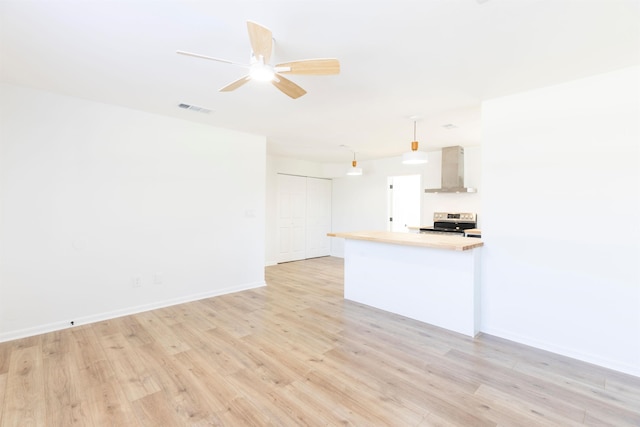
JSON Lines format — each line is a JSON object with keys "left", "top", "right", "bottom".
{"left": 0, "top": 84, "right": 266, "bottom": 341}
{"left": 481, "top": 66, "right": 640, "bottom": 376}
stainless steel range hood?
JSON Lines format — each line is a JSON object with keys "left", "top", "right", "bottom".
{"left": 425, "top": 146, "right": 477, "bottom": 193}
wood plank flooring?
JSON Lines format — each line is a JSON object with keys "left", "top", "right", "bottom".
{"left": 1, "top": 256, "right": 639, "bottom": 426}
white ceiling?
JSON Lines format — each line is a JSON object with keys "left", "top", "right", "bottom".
{"left": 1, "top": 0, "right": 638, "bottom": 163}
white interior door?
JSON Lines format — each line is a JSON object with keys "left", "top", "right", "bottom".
{"left": 305, "top": 177, "right": 332, "bottom": 259}
{"left": 277, "top": 174, "right": 307, "bottom": 263}
{"left": 388, "top": 175, "right": 421, "bottom": 232}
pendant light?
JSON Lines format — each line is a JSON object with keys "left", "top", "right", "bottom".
{"left": 346, "top": 152, "right": 363, "bottom": 176}
{"left": 402, "top": 120, "right": 428, "bottom": 165}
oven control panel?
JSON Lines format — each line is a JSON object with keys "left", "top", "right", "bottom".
{"left": 433, "top": 212, "right": 477, "bottom": 222}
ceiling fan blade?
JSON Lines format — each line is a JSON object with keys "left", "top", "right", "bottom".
{"left": 220, "top": 75, "right": 252, "bottom": 92}
{"left": 176, "top": 50, "right": 248, "bottom": 67}
{"left": 272, "top": 74, "right": 307, "bottom": 99}
{"left": 247, "top": 21, "right": 273, "bottom": 63}
{"left": 275, "top": 59, "right": 340, "bottom": 75}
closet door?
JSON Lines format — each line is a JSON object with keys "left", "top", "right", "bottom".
{"left": 277, "top": 174, "right": 307, "bottom": 263}
{"left": 305, "top": 177, "right": 332, "bottom": 259}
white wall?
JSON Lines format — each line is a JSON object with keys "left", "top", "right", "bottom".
{"left": 481, "top": 66, "right": 640, "bottom": 376}
{"left": 0, "top": 83, "right": 266, "bottom": 341}
{"left": 330, "top": 149, "right": 482, "bottom": 257}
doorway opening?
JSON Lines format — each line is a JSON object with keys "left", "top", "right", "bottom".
{"left": 387, "top": 175, "right": 421, "bottom": 232}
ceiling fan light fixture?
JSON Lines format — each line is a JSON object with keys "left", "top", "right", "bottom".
{"left": 402, "top": 121, "right": 428, "bottom": 165}
{"left": 178, "top": 21, "right": 339, "bottom": 98}
{"left": 249, "top": 63, "right": 275, "bottom": 81}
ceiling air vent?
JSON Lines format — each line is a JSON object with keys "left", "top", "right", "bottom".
{"left": 178, "top": 103, "right": 212, "bottom": 114}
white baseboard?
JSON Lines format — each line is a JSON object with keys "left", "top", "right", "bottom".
{"left": 0, "top": 281, "right": 266, "bottom": 343}
{"left": 481, "top": 327, "right": 640, "bottom": 378}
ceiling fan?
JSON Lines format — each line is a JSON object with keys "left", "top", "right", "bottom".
{"left": 177, "top": 21, "right": 340, "bottom": 99}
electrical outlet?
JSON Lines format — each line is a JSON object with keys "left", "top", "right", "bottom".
{"left": 132, "top": 276, "right": 143, "bottom": 288}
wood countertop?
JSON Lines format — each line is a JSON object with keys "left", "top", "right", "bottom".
{"left": 327, "top": 231, "right": 483, "bottom": 251}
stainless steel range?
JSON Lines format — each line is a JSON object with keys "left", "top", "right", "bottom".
{"left": 420, "top": 212, "right": 477, "bottom": 236}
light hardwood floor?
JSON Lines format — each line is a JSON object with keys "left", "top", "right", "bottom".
{"left": 1, "top": 256, "right": 639, "bottom": 426}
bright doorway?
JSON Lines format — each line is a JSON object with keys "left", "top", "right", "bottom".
{"left": 388, "top": 175, "right": 421, "bottom": 232}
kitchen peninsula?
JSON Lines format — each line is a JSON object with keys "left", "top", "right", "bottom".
{"left": 328, "top": 231, "right": 483, "bottom": 337}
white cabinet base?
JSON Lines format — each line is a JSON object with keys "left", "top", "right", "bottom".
{"left": 344, "top": 239, "right": 481, "bottom": 337}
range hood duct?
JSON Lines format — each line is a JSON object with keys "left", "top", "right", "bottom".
{"left": 425, "top": 146, "right": 476, "bottom": 193}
